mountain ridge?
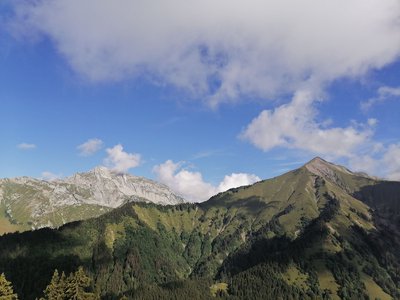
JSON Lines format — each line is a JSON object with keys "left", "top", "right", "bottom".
{"left": 304, "top": 157, "right": 380, "bottom": 181}
{"left": 0, "top": 166, "right": 185, "bottom": 234}
{"left": 0, "top": 158, "right": 399, "bottom": 299}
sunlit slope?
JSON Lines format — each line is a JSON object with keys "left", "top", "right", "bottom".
{"left": 0, "top": 167, "right": 184, "bottom": 234}
{"left": 0, "top": 179, "right": 112, "bottom": 232}
{"left": 0, "top": 158, "right": 399, "bottom": 299}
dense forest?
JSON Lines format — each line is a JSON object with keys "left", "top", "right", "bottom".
{"left": 0, "top": 162, "right": 399, "bottom": 299}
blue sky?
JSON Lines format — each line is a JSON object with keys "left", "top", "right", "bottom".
{"left": 1, "top": 0, "right": 400, "bottom": 201}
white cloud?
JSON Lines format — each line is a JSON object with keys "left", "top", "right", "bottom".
{"left": 7, "top": 1, "right": 400, "bottom": 182}
{"left": 346, "top": 143, "right": 400, "bottom": 181}
{"left": 382, "top": 144, "right": 400, "bottom": 180}
{"left": 40, "top": 171, "right": 62, "bottom": 181}
{"left": 9, "top": 0, "right": 400, "bottom": 106}
{"left": 241, "top": 90, "right": 373, "bottom": 158}
{"left": 348, "top": 155, "right": 379, "bottom": 177}
{"left": 240, "top": 87, "right": 400, "bottom": 182}
{"left": 217, "top": 173, "right": 261, "bottom": 193}
{"left": 153, "top": 160, "right": 216, "bottom": 202}
{"left": 17, "top": 143, "right": 36, "bottom": 150}
{"left": 361, "top": 86, "right": 400, "bottom": 111}
{"left": 103, "top": 144, "right": 141, "bottom": 173}
{"left": 153, "top": 160, "right": 260, "bottom": 202}
{"left": 77, "top": 138, "right": 103, "bottom": 156}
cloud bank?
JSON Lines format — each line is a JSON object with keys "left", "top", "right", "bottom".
{"left": 153, "top": 160, "right": 260, "bottom": 202}
{"left": 8, "top": 0, "right": 400, "bottom": 181}
{"left": 10, "top": 0, "right": 400, "bottom": 105}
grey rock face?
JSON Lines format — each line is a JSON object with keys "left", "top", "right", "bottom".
{"left": 0, "top": 167, "right": 185, "bottom": 232}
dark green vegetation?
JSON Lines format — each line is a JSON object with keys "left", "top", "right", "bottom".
{"left": 41, "top": 267, "right": 97, "bottom": 299}
{"left": 0, "top": 158, "right": 399, "bottom": 299}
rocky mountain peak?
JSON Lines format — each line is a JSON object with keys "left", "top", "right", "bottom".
{"left": 91, "top": 165, "right": 111, "bottom": 174}
{"left": 86, "top": 166, "right": 116, "bottom": 179}
{"left": 305, "top": 156, "right": 332, "bottom": 171}
{"left": 306, "top": 156, "right": 325, "bottom": 164}
{"left": 64, "top": 167, "right": 185, "bottom": 207}
{"left": 304, "top": 157, "right": 352, "bottom": 184}
{"left": 0, "top": 168, "right": 186, "bottom": 233}
{"left": 305, "top": 156, "right": 350, "bottom": 173}
{"left": 304, "top": 157, "right": 374, "bottom": 180}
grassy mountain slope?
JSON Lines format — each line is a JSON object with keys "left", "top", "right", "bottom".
{"left": 0, "top": 179, "right": 112, "bottom": 233}
{"left": 0, "top": 158, "right": 399, "bottom": 299}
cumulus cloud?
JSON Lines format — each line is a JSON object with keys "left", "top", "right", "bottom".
{"left": 241, "top": 90, "right": 374, "bottom": 158}
{"left": 103, "top": 144, "right": 141, "bottom": 173}
{"left": 361, "top": 86, "right": 400, "bottom": 111}
{"left": 217, "top": 173, "right": 261, "bottom": 193}
{"left": 77, "top": 138, "right": 103, "bottom": 156}
{"left": 348, "top": 144, "right": 400, "bottom": 181}
{"left": 239, "top": 89, "right": 399, "bottom": 179}
{"left": 348, "top": 155, "right": 379, "bottom": 177}
{"left": 153, "top": 160, "right": 216, "bottom": 202}
{"left": 382, "top": 144, "right": 400, "bottom": 180}
{"left": 153, "top": 160, "right": 260, "bottom": 202}
{"left": 7, "top": 0, "right": 400, "bottom": 182}
{"left": 17, "top": 143, "right": 36, "bottom": 150}
{"left": 9, "top": 0, "right": 400, "bottom": 105}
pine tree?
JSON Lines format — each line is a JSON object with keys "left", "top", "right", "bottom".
{"left": 0, "top": 273, "right": 18, "bottom": 300}
{"left": 42, "top": 270, "right": 66, "bottom": 300}
{"left": 42, "top": 268, "right": 98, "bottom": 300}
{"left": 64, "top": 267, "right": 98, "bottom": 300}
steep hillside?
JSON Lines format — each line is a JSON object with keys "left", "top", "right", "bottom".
{"left": 0, "top": 158, "right": 399, "bottom": 299}
{"left": 0, "top": 167, "right": 184, "bottom": 234}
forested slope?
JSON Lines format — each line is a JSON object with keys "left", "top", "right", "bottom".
{"left": 0, "top": 158, "right": 399, "bottom": 299}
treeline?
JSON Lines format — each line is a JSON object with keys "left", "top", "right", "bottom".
{"left": 0, "top": 267, "right": 97, "bottom": 300}
{"left": 1, "top": 268, "right": 217, "bottom": 300}
{"left": 1, "top": 191, "right": 399, "bottom": 299}
{"left": 227, "top": 263, "right": 324, "bottom": 300}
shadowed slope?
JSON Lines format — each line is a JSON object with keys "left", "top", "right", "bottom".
{"left": 0, "top": 158, "right": 399, "bottom": 299}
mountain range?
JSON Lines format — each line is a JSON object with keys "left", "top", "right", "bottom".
{"left": 0, "top": 158, "right": 399, "bottom": 299}
{"left": 0, "top": 166, "right": 184, "bottom": 234}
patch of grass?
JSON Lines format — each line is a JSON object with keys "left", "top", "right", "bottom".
{"left": 282, "top": 264, "right": 308, "bottom": 290}
{"left": 361, "top": 273, "right": 392, "bottom": 300}
{"left": 0, "top": 216, "right": 27, "bottom": 235}
{"left": 314, "top": 259, "right": 340, "bottom": 299}
{"left": 209, "top": 282, "right": 228, "bottom": 297}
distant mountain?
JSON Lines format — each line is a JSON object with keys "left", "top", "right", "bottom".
{"left": 0, "top": 166, "right": 185, "bottom": 234}
{"left": 0, "top": 158, "right": 399, "bottom": 300}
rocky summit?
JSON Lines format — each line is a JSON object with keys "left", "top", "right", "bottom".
{"left": 0, "top": 158, "right": 399, "bottom": 299}
{"left": 0, "top": 167, "right": 184, "bottom": 234}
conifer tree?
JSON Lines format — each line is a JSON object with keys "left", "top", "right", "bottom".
{"left": 64, "top": 267, "right": 98, "bottom": 300}
{"left": 0, "top": 273, "right": 18, "bottom": 300}
{"left": 42, "top": 268, "right": 98, "bottom": 300}
{"left": 42, "top": 270, "right": 66, "bottom": 300}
